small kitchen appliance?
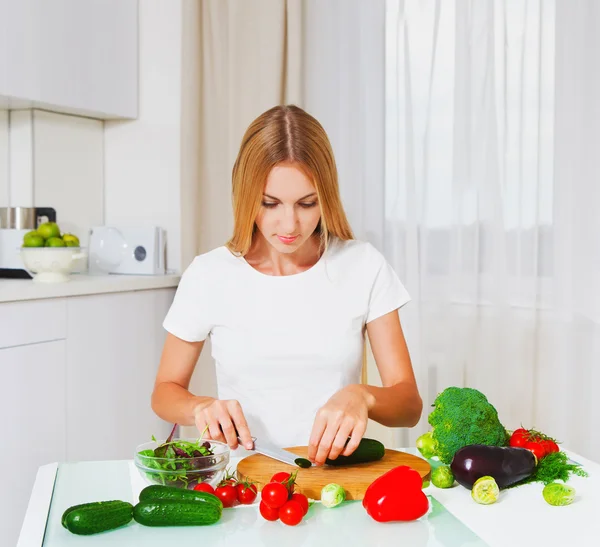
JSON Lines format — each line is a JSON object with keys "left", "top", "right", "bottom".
{"left": 0, "top": 207, "right": 57, "bottom": 279}
{"left": 88, "top": 226, "right": 166, "bottom": 275}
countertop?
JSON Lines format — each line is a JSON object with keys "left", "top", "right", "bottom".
{"left": 18, "top": 447, "right": 600, "bottom": 547}
{"left": 0, "top": 273, "right": 181, "bottom": 303}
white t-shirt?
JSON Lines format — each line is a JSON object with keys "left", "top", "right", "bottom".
{"left": 163, "top": 238, "right": 410, "bottom": 448}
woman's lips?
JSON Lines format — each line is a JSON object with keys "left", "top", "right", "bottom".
{"left": 277, "top": 235, "right": 299, "bottom": 244}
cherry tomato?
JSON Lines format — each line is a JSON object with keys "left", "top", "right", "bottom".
{"left": 215, "top": 484, "right": 237, "bottom": 507}
{"left": 279, "top": 500, "right": 303, "bottom": 526}
{"left": 509, "top": 431, "right": 528, "bottom": 448}
{"left": 291, "top": 493, "right": 309, "bottom": 516}
{"left": 193, "top": 482, "right": 215, "bottom": 494}
{"left": 271, "top": 471, "right": 292, "bottom": 483}
{"left": 236, "top": 482, "right": 258, "bottom": 504}
{"left": 270, "top": 471, "right": 296, "bottom": 496}
{"left": 261, "top": 482, "right": 289, "bottom": 509}
{"left": 259, "top": 500, "right": 280, "bottom": 521}
{"left": 524, "top": 441, "right": 546, "bottom": 461}
{"left": 540, "top": 439, "right": 559, "bottom": 455}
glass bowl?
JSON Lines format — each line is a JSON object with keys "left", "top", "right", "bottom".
{"left": 134, "top": 438, "right": 230, "bottom": 489}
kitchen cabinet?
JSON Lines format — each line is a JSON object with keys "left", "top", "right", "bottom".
{"left": 0, "top": 340, "right": 67, "bottom": 547}
{"left": 65, "top": 290, "right": 174, "bottom": 461}
{"left": 0, "top": 0, "right": 138, "bottom": 119}
{"left": 0, "top": 282, "right": 177, "bottom": 544}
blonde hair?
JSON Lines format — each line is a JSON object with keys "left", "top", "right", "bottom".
{"left": 226, "top": 105, "right": 354, "bottom": 255}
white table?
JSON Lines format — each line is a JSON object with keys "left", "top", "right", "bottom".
{"left": 18, "top": 448, "right": 600, "bottom": 547}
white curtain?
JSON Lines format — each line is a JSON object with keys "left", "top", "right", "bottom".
{"left": 305, "top": 0, "right": 600, "bottom": 461}
{"left": 196, "top": 0, "right": 600, "bottom": 461}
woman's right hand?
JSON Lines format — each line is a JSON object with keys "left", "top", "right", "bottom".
{"left": 193, "top": 398, "right": 254, "bottom": 450}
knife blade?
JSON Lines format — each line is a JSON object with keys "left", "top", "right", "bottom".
{"left": 240, "top": 436, "right": 313, "bottom": 468}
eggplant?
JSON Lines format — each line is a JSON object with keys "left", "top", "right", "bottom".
{"left": 450, "top": 444, "right": 536, "bottom": 489}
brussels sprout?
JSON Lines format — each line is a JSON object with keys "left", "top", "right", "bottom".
{"left": 431, "top": 465, "right": 455, "bottom": 488}
{"left": 321, "top": 483, "right": 346, "bottom": 508}
{"left": 543, "top": 483, "right": 576, "bottom": 506}
{"left": 416, "top": 432, "right": 437, "bottom": 459}
{"left": 471, "top": 476, "right": 499, "bottom": 505}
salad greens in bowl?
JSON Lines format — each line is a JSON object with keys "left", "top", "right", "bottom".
{"left": 134, "top": 425, "right": 230, "bottom": 489}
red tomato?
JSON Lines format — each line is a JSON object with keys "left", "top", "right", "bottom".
{"left": 214, "top": 484, "right": 237, "bottom": 508}
{"left": 540, "top": 439, "right": 559, "bottom": 455}
{"left": 291, "top": 493, "right": 309, "bottom": 516}
{"left": 270, "top": 471, "right": 295, "bottom": 495}
{"left": 271, "top": 471, "right": 291, "bottom": 482}
{"left": 524, "top": 441, "right": 546, "bottom": 461}
{"left": 261, "top": 482, "right": 289, "bottom": 509}
{"left": 259, "top": 500, "right": 279, "bottom": 521}
{"left": 509, "top": 431, "right": 528, "bottom": 448}
{"left": 236, "top": 482, "right": 257, "bottom": 504}
{"left": 193, "top": 483, "right": 215, "bottom": 494}
{"left": 279, "top": 500, "right": 304, "bottom": 526}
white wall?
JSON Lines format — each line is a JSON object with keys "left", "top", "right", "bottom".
{"left": 104, "top": 0, "right": 202, "bottom": 274}
{"left": 32, "top": 111, "right": 104, "bottom": 247}
{"left": 0, "top": 110, "right": 103, "bottom": 247}
{"left": 0, "top": 111, "right": 7, "bottom": 206}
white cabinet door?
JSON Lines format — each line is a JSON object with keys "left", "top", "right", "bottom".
{"left": 0, "top": 0, "right": 138, "bottom": 119}
{"left": 66, "top": 289, "right": 175, "bottom": 461}
{"left": 0, "top": 340, "right": 66, "bottom": 547}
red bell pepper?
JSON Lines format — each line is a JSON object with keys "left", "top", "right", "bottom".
{"left": 362, "top": 465, "right": 430, "bottom": 522}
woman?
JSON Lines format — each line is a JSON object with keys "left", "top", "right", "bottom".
{"left": 152, "top": 105, "right": 422, "bottom": 466}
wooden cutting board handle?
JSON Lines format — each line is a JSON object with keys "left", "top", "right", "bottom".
{"left": 236, "top": 446, "right": 431, "bottom": 501}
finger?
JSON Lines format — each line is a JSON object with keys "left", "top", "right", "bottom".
{"left": 341, "top": 421, "right": 367, "bottom": 457}
{"left": 307, "top": 414, "right": 328, "bottom": 463}
{"left": 327, "top": 421, "right": 354, "bottom": 461}
{"left": 229, "top": 405, "right": 254, "bottom": 450}
{"left": 204, "top": 411, "right": 226, "bottom": 443}
{"left": 314, "top": 424, "right": 339, "bottom": 466}
{"left": 218, "top": 415, "right": 239, "bottom": 449}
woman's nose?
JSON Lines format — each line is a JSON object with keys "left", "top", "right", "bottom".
{"left": 280, "top": 207, "right": 298, "bottom": 234}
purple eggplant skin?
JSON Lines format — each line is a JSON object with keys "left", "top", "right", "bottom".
{"left": 450, "top": 445, "right": 536, "bottom": 489}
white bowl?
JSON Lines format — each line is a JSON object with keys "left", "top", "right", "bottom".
{"left": 20, "top": 247, "right": 87, "bottom": 283}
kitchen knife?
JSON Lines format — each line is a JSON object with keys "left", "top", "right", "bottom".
{"left": 240, "top": 436, "right": 313, "bottom": 468}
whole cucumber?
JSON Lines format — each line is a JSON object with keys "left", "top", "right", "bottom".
{"left": 133, "top": 500, "right": 222, "bottom": 526}
{"left": 139, "top": 485, "right": 223, "bottom": 509}
{"left": 63, "top": 500, "right": 133, "bottom": 535}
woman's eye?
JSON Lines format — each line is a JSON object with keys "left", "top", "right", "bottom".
{"left": 261, "top": 202, "right": 278, "bottom": 208}
{"left": 299, "top": 202, "right": 317, "bottom": 209}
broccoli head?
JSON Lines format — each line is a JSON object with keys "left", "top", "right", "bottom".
{"left": 428, "top": 386, "right": 509, "bottom": 464}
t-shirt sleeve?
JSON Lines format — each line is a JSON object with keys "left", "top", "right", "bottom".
{"left": 365, "top": 245, "right": 411, "bottom": 324}
{"left": 163, "top": 257, "right": 214, "bottom": 342}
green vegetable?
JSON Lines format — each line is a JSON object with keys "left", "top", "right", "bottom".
{"left": 416, "top": 431, "right": 437, "bottom": 459}
{"left": 321, "top": 483, "right": 346, "bottom": 508}
{"left": 508, "top": 451, "right": 588, "bottom": 488}
{"left": 138, "top": 423, "right": 218, "bottom": 488}
{"left": 428, "top": 387, "right": 509, "bottom": 464}
{"left": 295, "top": 457, "right": 312, "bottom": 468}
{"left": 62, "top": 500, "right": 133, "bottom": 535}
{"left": 431, "top": 465, "right": 455, "bottom": 488}
{"left": 543, "top": 483, "right": 576, "bottom": 506}
{"left": 422, "top": 480, "right": 431, "bottom": 489}
{"left": 133, "top": 500, "right": 222, "bottom": 526}
{"left": 471, "top": 476, "right": 499, "bottom": 505}
{"left": 139, "top": 485, "right": 222, "bottom": 509}
{"left": 325, "top": 438, "right": 385, "bottom": 466}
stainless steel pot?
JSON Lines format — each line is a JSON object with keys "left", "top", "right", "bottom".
{"left": 0, "top": 207, "right": 56, "bottom": 229}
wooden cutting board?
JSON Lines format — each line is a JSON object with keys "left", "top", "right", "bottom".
{"left": 236, "top": 446, "right": 431, "bottom": 501}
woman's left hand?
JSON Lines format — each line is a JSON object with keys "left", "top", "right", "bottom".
{"left": 307, "top": 384, "right": 374, "bottom": 466}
